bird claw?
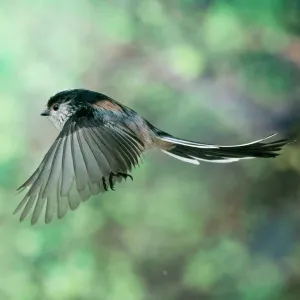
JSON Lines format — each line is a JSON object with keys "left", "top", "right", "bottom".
{"left": 103, "top": 173, "right": 133, "bottom": 192}
{"left": 102, "top": 177, "right": 108, "bottom": 191}
{"left": 117, "top": 172, "right": 133, "bottom": 181}
{"left": 108, "top": 173, "right": 115, "bottom": 191}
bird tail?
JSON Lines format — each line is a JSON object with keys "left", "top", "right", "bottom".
{"left": 156, "top": 132, "right": 291, "bottom": 165}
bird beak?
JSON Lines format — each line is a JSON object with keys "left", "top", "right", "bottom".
{"left": 41, "top": 109, "right": 50, "bottom": 116}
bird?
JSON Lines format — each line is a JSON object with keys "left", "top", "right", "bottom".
{"left": 15, "top": 89, "right": 290, "bottom": 224}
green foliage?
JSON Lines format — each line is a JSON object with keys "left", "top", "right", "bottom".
{"left": 0, "top": 0, "right": 299, "bottom": 299}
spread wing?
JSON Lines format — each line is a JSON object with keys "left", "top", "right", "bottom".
{"left": 15, "top": 111, "right": 144, "bottom": 224}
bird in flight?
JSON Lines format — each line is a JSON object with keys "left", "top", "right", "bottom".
{"left": 15, "top": 89, "right": 290, "bottom": 224}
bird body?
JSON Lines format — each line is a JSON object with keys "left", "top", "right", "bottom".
{"left": 16, "top": 89, "right": 290, "bottom": 224}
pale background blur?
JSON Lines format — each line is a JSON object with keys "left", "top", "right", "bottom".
{"left": 0, "top": 1, "right": 300, "bottom": 299}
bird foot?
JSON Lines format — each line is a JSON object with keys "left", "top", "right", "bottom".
{"left": 104, "top": 172, "right": 133, "bottom": 191}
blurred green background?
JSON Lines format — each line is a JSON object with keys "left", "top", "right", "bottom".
{"left": 1, "top": 0, "right": 300, "bottom": 299}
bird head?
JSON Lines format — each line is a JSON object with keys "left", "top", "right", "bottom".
{"left": 41, "top": 89, "right": 82, "bottom": 130}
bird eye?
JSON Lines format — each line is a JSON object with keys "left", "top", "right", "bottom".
{"left": 52, "top": 104, "right": 59, "bottom": 111}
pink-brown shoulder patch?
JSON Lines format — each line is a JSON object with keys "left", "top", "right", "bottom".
{"left": 93, "top": 100, "right": 122, "bottom": 112}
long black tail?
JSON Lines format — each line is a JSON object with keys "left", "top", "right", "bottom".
{"left": 157, "top": 133, "right": 291, "bottom": 165}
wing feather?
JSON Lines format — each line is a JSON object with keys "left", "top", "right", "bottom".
{"left": 15, "top": 109, "right": 144, "bottom": 224}
{"left": 60, "top": 126, "right": 74, "bottom": 197}
{"left": 71, "top": 123, "right": 89, "bottom": 192}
